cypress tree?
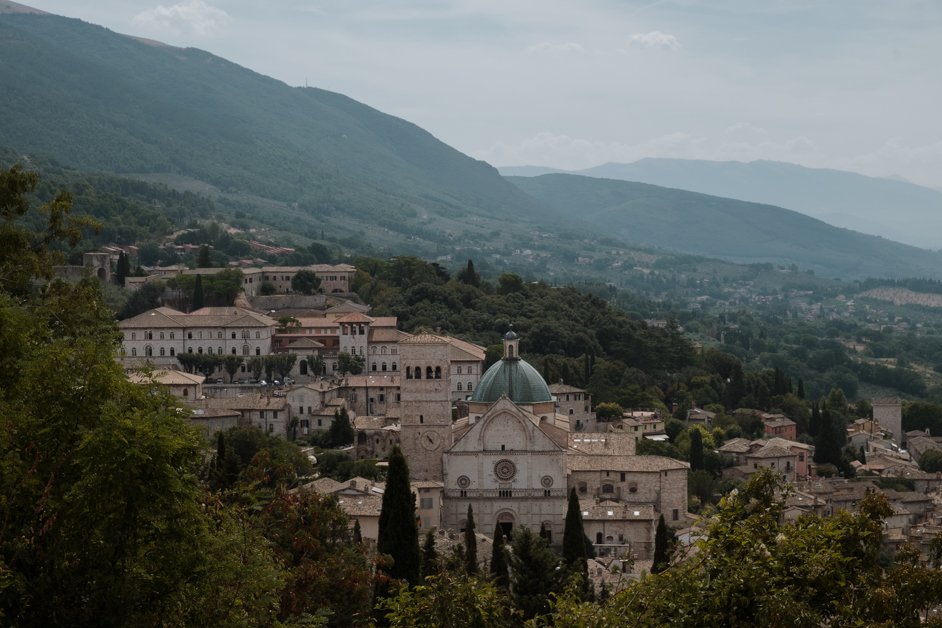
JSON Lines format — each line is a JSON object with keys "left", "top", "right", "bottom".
{"left": 197, "top": 244, "right": 211, "bottom": 268}
{"left": 689, "top": 428, "right": 704, "bottom": 471}
{"left": 352, "top": 519, "right": 363, "bottom": 544}
{"left": 563, "top": 487, "right": 590, "bottom": 597}
{"left": 797, "top": 378, "right": 805, "bottom": 400}
{"left": 809, "top": 401, "right": 820, "bottom": 437}
{"left": 115, "top": 251, "right": 130, "bottom": 286}
{"left": 509, "top": 526, "right": 563, "bottom": 620}
{"left": 421, "top": 528, "right": 438, "bottom": 578}
{"left": 377, "top": 446, "right": 420, "bottom": 585}
{"left": 652, "top": 514, "right": 673, "bottom": 574}
{"left": 464, "top": 505, "right": 478, "bottom": 574}
{"left": 192, "top": 274, "right": 204, "bottom": 311}
{"left": 814, "top": 408, "right": 843, "bottom": 467}
{"left": 490, "top": 523, "right": 509, "bottom": 590}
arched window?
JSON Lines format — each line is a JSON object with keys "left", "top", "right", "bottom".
{"left": 392, "top": 362, "right": 397, "bottom": 371}
{"left": 370, "top": 346, "right": 377, "bottom": 354}
{"left": 159, "top": 347, "right": 165, "bottom": 357}
{"left": 382, "top": 362, "right": 387, "bottom": 372}
{"left": 131, "top": 347, "right": 137, "bottom": 357}
{"left": 218, "top": 346, "right": 222, "bottom": 355}
{"left": 197, "top": 347, "right": 203, "bottom": 354}
{"left": 372, "top": 363, "right": 377, "bottom": 372}
{"left": 435, "top": 366, "right": 442, "bottom": 379}
{"left": 145, "top": 331, "right": 153, "bottom": 340}
{"left": 426, "top": 366, "right": 433, "bottom": 379}
{"left": 145, "top": 345, "right": 153, "bottom": 357}
{"left": 170, "top": 348, "right": 175, "bottom": 356}
{"left": 187, "top": 347, "right": 193, "bottom": 354}
{"left": 381, "top": 346, "right": 387, "bottom": 355}
{"left": 457, "top": 382, "right": 463, "bottom": 391}
{"left": 243, "top": 345, "right": 250, "bottom": 356}
{"left": 231, "top": 348, "right": 236, "bottom": 355}
{"left": 207, "top": 347, "right": 213, "bottom": 355}
{"left": 406, "top": 366, "right": 412, "bottom": 379}
{"left": 131, "top": 332, "right": 136, "bottom": 340}
{"left": 467, "top": 383, "right": 472, "bottom": 392}
{"left": 415, "top": 368, "right": 421, "bottom": 380}
{"left": 217, "top": 331, "right": 223, "bottom": 339}
{"left": 602, "top": 483, "right": 614, "bottom": 494}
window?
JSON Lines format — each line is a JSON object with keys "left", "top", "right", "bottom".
{"left": 260, "top": 411, "right": 266, "bottom": 420}
{"left": 159, "top": 347, "right": 165, "bottom": 357}
{"left": 420, "top": 498, "right": 433, "bottom": 509}
{"left": 435, "top": 366, "right": 442, "bottom": 379}
{"left": 159, "top": 332, "right": 165, "bottom": 340}
{"left": 457, "top": 383, "right": 463, "bottom": 391}
{"left": 243, "top": 345, "right": 250, "bottom": 356}
{"left": 207, "top": 347, "right": 212, "bottom": 355}
{"left": 218, "top": 346, "right": 222, "bottom": 355}
{"left": 170, "top": 348, "right": 175, "bottom": 356}
{"left": 188, "top": 332, "right": 193, "bottom": 340}
{"left": 267, "top": 424, "right": 274, "bottom": 433}
{"left": 498, "top": 489, "right": 512, "bottom": 498}
{"left": 426, "top": 367, "right": 433, "bottom": 379}
{"left": 182, "top": 389, "right": 188, "bottom": 397}
{"left": 620, "top": 472, "right": 626, "bottom": 482}
{"left": 406, "top": 366, "right": 412, "bottom": 379}
{"left": 672, "top": 509, "right": 679, "bottom": 521}
{"left": 467, "top": 383, "right": 472, "bottom": 392}
{"left": 543, "top": 489, "right": 551, "bottom": 497}
{"left": 256, "top": 347, "right": 261, "bottom": 355}
{"left": 256, "top": 332, "right": 260, "bottom": 339}
{"left": 170, "top": 332, "right": 174, "bottom": 340}
{"left": 602, "top": 483, "right": 614, "bottom": 494}
{"left": 459, "top": 490, "right": 468, "bottom": 498}
{"left": 131, "top": 347, "right": 137, "bottom": 357}
{"left": 231, "top": 332, "right": 236, "bottom": 339}
{"left": 457, "top": 366, "right": 462, "bottom": 375}
{"left": 381, "top": 346, "right": 387, "bottom": 355}
{"left": 145, "top": 345, "right": 153, "bottom": 357}
{"left": 131, "top": 332, "right": 136, "bottom": 340}
{"left": 372, "top": 363, "right": 377, "bottom": 372}
{"left": 217, "top": 331, "right": 223, "bottom": 339}
{"left": 392, "top": 363, "right": 397, "bottom": 371}
{"left": 231, "top": 348, "right": 236, "bottom": 355}
{"left": 382, "top": 362, "right": 387, "bottom": 372}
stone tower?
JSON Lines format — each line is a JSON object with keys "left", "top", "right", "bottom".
{"left": 399, "top": 333, "right": 453, "bottom": 481}
{"left": 83, "top": 252, "right": 111, "bottom": 283}
{"left": 872, "top": 397, "right": 904, "bottom": 447}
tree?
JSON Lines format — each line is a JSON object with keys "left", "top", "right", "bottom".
{"left": 652, "top": 514, "right": 673, "bottom": 574}
{"left": 456, "top": 259, "right": 480, "bottom": 287}
{"left": 248, "top": 356, "right": 264, "bottom": 381}
{"left": 269, "top": 352, "right": 297, "bottom": 381}
{"left": 222, "top": 354, "right": 243, "bottom": 383}
{"left": 422, "top": 529, "right": 439, "bottom": 578}
{"left": 308, "top": 353, "right": 326, "bottom": 377}
{"left": 192, "top": 273, "right": 205, "bottom": 311}
{"left": 338, "top": 351, "right": 365, "bottom": 375}
{"left": 689, "top": 428, "right": 704, "bottom": 471}
{"left": 291, "top": 269, "right": 321, "bottom": 295}
{"left": 376, "top": 572, "right": 514, "bottom": 628}
{"left": 465, "top": 505, "right": 478, "bottom": 574}
{"left": 197, "top": 244, "right": 212, "bottom": 268}
{"left": 919, "top": 449, "right": 942, "bottom": 472}
{"left": 563, "top": 487, "right": 589, "bottom": 597}
{"left": 115, "top": 251, "right": 131, "bottom": 286}
{"left": 328, "top": 407, "right": 354, "bottom": 447}
{"left": 814, "top": 408, "right": 844, "bottom": 467}
{"left": 377, "top": 447, "right": 421, "bottom": 586}
{"left": 509, "top": 526, "right": 563, "bottom": 620}
{"left": 490, "top": 523, "right": 509, "bottom": 590}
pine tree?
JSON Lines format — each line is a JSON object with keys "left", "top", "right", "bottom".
{"left": 490, "top": 523, "right": 509, "bottom": 590}
{"left": 809, "top": 401, "right": 820, "bottom": 437}
{"left": 328, "top": 407, "right": 354, "bottom": 447}
{"left": 563, "top": 487, "right": 589, "bottom": 597}
{"left": 192, "top": 274, "right": 205, "bottom": 311}
{"left": 464, "top": 505, "right": 478, "bottom": 574}
{"left": 115, "top": 251, "right": 130, "bottom": 286}
{"left": 814, "top": 408, "right": 843, "bottom": 467}
{"left": 352, "top": 519, "right": 363, "bottom": 544}
{"left": 422, "top": 528, "right": 438, "bottom": 578}
{"left": 377, "top": 447, "right": 420, "bottom": 586}
{"left": 689, "top": 428, "right": 704, "bottom": 471}
{"left": 652, "top": 514, "right": 673, "bottom": 574}
{"left": 509, "top": 526, "right": 563, "bottom": 620}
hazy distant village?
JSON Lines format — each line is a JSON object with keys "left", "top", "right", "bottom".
{"left": 95, "top": 254, "right": 942, "bottom": 584}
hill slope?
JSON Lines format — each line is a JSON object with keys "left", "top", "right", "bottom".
{"left": 502, "top": 159, "right": 942, "bottom": 249}
{"left": 0, "top": 11, "right": 547, "bottom": 235}
{"left": 508, "top": 174, "right": 942, "bottom": 279}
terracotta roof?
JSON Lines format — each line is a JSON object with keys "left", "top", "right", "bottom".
{"left": 336, "top": 493, "right": 383, "bottom": 517}
{"left": 400, "top": 332, "right": 449, "bottom": 345}
{"left": 128, "top": 369, "right": 204, "bottom": 386}
{"left": 549, "top": 383, "right": 587, "bottom": 394}
{"left": 766, "top": 437, "right": 813, "bottom": 451}
{"left": 568, "top": 433, "right": 637, "bottom": 456}
{"left": 718, "top": 438, "right": 753, "bottom": 454}
{"left": 196, "top": 395, "right": 288, "bottom": 411}
{"left": 369, "top": 328, "right": 410, "bottom": 343}
{"left": 747, "top": 444, "right": 795, "bottom": 459}
{"left": 333, "top": 312, "right": 375, "bottom": 324}
{"left": 445, "top": 336, "right": 486, "bottom": 361}
{"left": 119, "top": 306, "right": 187, "bottom": 328}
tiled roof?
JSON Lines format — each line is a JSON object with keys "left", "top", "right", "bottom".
{"left": 336, "top": 493, "right": 383, "bottom": 517}
{"left": 128, "top": 369, "right": 204, "bottom": 385}
{"left": 369, "top": 328, "right": 409, "bottom": 343}
{"left": 747, "top": 444, "right": 795, "bottom": 459}
{"left": 400, "top": 332, "right": 449, "bottom": 344}
{"left": 333, "top": 312, "right": 375, "bottom": 324}
{"left": 549, "top": 383, "right": 587, "bottom": 394}
{"left": 718, "top": 438, "right": 753, "bottom": 454}
{"left": 445, "top": 337, "right": 486, "bottom": 361}
{"left": 568, "top": 454, "right": 688, "bottom": 473}
{"left": 568, "top": 433, "right": 637, "bottom": 456}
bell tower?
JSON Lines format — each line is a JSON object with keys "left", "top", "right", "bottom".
{"left": 399, "top": 333, "right": 453, "bottom": 481}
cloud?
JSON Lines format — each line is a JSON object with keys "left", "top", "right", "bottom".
{"left": 133, "top": 0, "right": 230, "bottom": 36}
{"left": 628, "top": 30, "right": 681, "bottom": 50}
{"left": 524, "top": 41, "right": 584, "bottom": 54}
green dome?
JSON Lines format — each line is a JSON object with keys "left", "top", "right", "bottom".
{"left": 470, "top": 357, "right": 553, "bottom": 404}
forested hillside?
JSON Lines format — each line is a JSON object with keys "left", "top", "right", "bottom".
{"left": 509, "top": 173, "right": 942, "bottom": 279}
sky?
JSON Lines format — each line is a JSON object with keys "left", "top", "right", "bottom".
{"left": 24, "top": 0, "right": 942, "bottom": 187}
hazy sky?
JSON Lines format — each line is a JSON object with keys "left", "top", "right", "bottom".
{"left": 26, "top": 0, "right": 942, "bottom": 187}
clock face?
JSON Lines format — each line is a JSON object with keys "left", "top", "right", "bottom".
{"left": 421, "top": 430, "right": 442, "bottom": 451}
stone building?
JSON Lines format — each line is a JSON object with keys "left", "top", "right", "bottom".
{"left": 873, "top": 398, "right": 904, "bottom": 446}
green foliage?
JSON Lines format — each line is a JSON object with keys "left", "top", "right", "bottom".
{"left": 509, "top": 526, "right": 564, "bottom": 621}
{"left": 919, "top": 449, "right": 942, "bottom": 473}
{"left": 292, "top": 269, "right": 322, "bottom": 295}
{"left": 338, "top": 351, "right": 365, "bottom": 375}
{"left": 377, "top": 572, "right": 516, "bottom": 628}
{"left": 328, "top": 407, "right": 354, "bottom": 448}
{"left": 651, "top": 514, "right": 674, "bottom": 574}
{"left": 170, "top": 269, "right": 243, "bottom": 308}
{"left": 464, "top": 505, "right": 478, "bottom": 574}
{"left": 377, "top": 447, "right": 420, "bottom": 586}
{"left": 192, "top": 273, "right": 205, "bottom": 310}
{"left": 490, "top": 523, "right": 510, "bottom": 590}
{"left": 421, "top": 529, "right": 439, "bottom": 579}
{"left": 116, "top": 279, "right": 164, "bottom": 319}
{"left": 688, "top": 427, "right": 704, "bottom": 471}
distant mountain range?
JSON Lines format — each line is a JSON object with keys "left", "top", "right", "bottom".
{"left": 500, "top": 159, "right": 942, "bottom": 250}
{"left": 508, "top": 174, "right": 942, "bottom": 279}
{"left": 2, "top": 5, "right": 942, "bottom": 279}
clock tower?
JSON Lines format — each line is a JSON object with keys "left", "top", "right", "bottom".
{"left": 399, "top": 333, "right": 453, "bottom": 481}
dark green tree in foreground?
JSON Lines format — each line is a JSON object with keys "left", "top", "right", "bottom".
{"left": 115, "top": 250, "right": 130, "bottom": 286}
{"left": 422, "top": 528, "right": 439, "bottom": 578}
{"left": 652, "top": 514, "right": 673, "bottom": 574}
{"left": 562, "top": 487, "right": 589, "bottom": 593}
{"left": 377, "top": 447, "right": 420, "bottom": 586}
{"left": 464, "top": 505, "right": 478, "bottom": 574}
{"left": 689, "top": 428, "right": 704, "bottom": 471}
{"left": 490, "top": 523, "right": 509, "bottom": 590}
{"left": 509, "top": 526, "right": 563, "bottom": 620}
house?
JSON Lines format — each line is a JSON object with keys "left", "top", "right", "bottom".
{"left": 128, "top": 368, "right": 205, "bottom": 401}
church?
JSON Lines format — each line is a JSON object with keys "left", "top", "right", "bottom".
{"left": 399, "top": 329, "right": 688, "bottom": 558}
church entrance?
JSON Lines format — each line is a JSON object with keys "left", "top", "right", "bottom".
{"left": 496, "top": 511, "right": 515, "bottom": 539}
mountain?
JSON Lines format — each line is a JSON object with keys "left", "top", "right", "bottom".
{"left": 508, "top": 173, "right": 942, "bottom": 279}
{"left": 500, "top": 159, "right": 942, "bottom": 250}
{"left": 0, "top": 8, "right": 548, "bottom": 250}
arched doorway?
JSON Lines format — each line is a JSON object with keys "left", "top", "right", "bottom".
{"left": 300, "top": 359, "right": 308, "bottom": 375}
{"left": 496, "top": 510, "right": 515, "bottom": 539}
